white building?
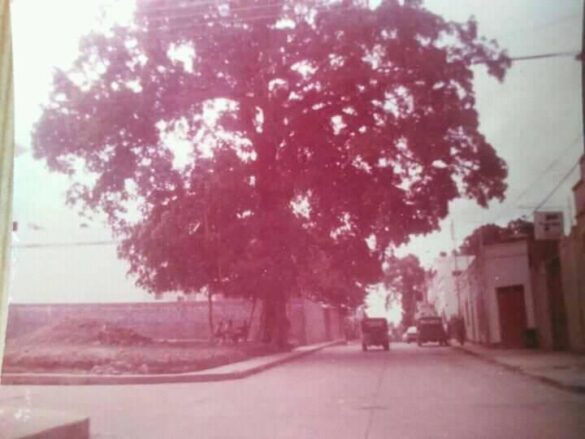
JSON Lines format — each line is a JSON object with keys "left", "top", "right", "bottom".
{"left": 427, "top": 254, "right": 474, "bottom": 323}
{"left": 456, "top": 239, "right": 537, "bottom": 347}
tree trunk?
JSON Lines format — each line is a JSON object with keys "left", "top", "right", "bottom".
{"left": 207, "top": 287, "right": 214, "bottom": 342}
{"left": 246, "top": 297, "right": 257, "bottom": 342}
{"left": 259, "top": 288, "right": 271, "bottom": 343}
{"left": 260, "top": 288, "right": 290, "bottom": 349}
{"left": 253, "top": 112, "right": 291, "bottom": 349}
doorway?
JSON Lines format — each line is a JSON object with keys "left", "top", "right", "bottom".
{"left": 496, "top": 285, "right": 527, "bottom": 347}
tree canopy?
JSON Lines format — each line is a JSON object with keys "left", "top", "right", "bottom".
{"left": 33, "top": 0, "right": 510, "bottom": 344}
{"left": 459, "top": 218, "right": 534, "bottom": 256}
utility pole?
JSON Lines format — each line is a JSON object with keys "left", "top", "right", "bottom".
{"left": 478, "top": 225, "right": 491, "bottom": 343}
{"left": 203, "top": 181, "right": 214, "bottom": 341}
{"left": 450, "top": 220, "right": 462, "bottom": 319}
{"left": 582, "top": 0, "right": 585, "bottom": 152}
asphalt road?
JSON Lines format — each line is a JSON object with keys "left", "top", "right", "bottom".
{"left": 1, "top": 343, "right": 584, "bottom": 438}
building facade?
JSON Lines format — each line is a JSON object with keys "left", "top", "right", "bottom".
{"left": 426, "top": 254, "right": 474, "bottom": 324}
{"left": 454, "top": 235, "right": 574, "bottom": 350}
{"left": 456, "top": 239, "right": 540, "bottom": 347}
{"left": 560, "top": 155, "right": 585, "bottom": 352}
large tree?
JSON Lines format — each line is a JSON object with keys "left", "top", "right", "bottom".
{"left": 33, "top": 0, "right": 509, "bottom": 346}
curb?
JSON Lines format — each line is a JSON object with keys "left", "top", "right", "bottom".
{"left": 1, "top": 340, "right": 343, "bottom": 386}
{"left": 454, "top": 345, "right": 585, "bottom": 395}
{"left": 1, "top": 408, "right": 90, "bottom": 439}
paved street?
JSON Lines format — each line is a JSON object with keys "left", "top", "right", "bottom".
{"left": 1, "top": 343, "right": 585, "bottom": 439}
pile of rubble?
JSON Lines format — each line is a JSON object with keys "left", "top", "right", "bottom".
{"left": 18, "top": 318, "right": 152, "bottom": 346}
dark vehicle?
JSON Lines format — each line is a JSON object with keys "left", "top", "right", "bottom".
{"left": 417, "top": 317, "right": 449, "bottom": 346}
{"left": 361, "top": 318, "right": 390, "bottom": 351}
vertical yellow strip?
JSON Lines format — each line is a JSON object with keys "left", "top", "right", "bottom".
{"left": 0, "top": 0, "right": 14, "bottom": 377}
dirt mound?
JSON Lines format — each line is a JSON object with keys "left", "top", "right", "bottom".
{"left": 18, "top": 318, "right": 152, "bottom": 346}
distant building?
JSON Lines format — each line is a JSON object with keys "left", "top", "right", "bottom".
{"left": 154, "top": 290, "right": 211, "bottom": 302}
{"left": 427, "top": 254, "right": 474, "bottom": 323}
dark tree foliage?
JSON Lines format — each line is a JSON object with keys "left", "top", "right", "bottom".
{"left": 33, "top": 0, "right": 509, "bottom": 346}
{"left": 383, "top": 254, "right": 426, "bottom": 327}
{"left": 459, "top": 218, "right": 534, "bottom": 256}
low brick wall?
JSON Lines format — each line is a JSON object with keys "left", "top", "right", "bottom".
{"left": 5, "top": 300, "right": 257, "bottom": 341}
{"left": 5, "top": 298, "right": 344, "bottom": 345}
{"left": 288, "top": 299, "right": 344, "bottom": 345}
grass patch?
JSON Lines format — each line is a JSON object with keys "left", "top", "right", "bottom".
{"left": 2, "top": 319, "right": 282, "bottom": 375}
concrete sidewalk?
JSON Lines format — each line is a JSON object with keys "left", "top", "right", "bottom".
{"left": 1, "top": 340, "right": 343, "bottom": 386}
{"left": 456, "top": 343, "right": 585, "bottom": 394}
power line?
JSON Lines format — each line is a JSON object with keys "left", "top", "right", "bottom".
{"left": 140, "top": 2, "right": 289, "bottom": 24}
{"left": 13, "top": 240, "right": 117, "bottom": 249}
{"left": 140, "top": 1, "right": 353, "bottom": 35}
{"left": 131, "top": 0, "right": 584, "bottom": 55}
{"left": 104, "top": 1, "right": 585, "bottom": 67}
{"left": 142, "top": 14, "right": 583, "bottom": 66}
{"left": 467, "top": 134, "right": 584, "bottom": 227}
{"left": 140, "top": 1, "right": 286, "bottom": 16}
{"left": 138, "top": 0, "right": 348, "bottom": 16}
{"left": 510, "top": 50, "right": 581, "bottom": 62}
{"left": 136, "top": 0, "right": 342, "bottom": 27}
{"left": 532, "top": 161, "right": 581, "bottom": 213}
{"left": 93, "top": 0, "right": 585, "bottom": 65}
{"left": 511, "top": 133, "right": 583, "bottom": 205}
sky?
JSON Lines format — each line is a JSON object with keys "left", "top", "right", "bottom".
{"left": 7, "top": 0, "right": 584, "bottom": 306}
{"left": 398, "top": 0, "right": 583, "bottom": 263}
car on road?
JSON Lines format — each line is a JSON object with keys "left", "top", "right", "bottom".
{"left": 403, "top": 326, "right": 418, "bottom": 343}
{"left": 361, "top": 318, "right": 390, "bottom": 351}
{"left": 417, "top": 317, "right": 449, "bottom": 346}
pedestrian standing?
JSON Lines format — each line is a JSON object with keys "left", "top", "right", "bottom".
{"left": 457, "top": 317, "right": 466, "bottom": 346}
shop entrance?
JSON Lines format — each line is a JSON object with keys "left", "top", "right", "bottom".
{"left": 497, "top": 285, "right": 527, "bottom": 347}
